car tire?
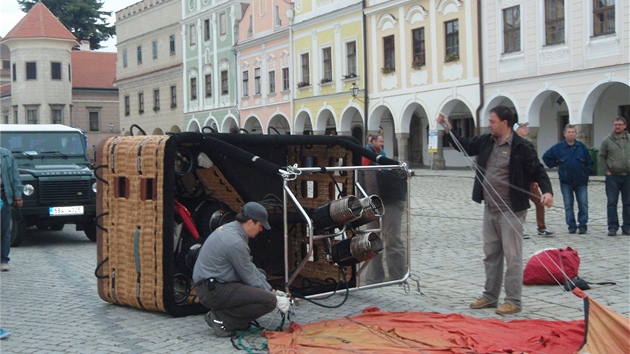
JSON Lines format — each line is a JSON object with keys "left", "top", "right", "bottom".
{"left": 84, "top": 222, "right": 97, "bottom": 242}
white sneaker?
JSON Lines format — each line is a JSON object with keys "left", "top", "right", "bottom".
{"left": 1, "top": 263, "right": 10, "bottom": 272}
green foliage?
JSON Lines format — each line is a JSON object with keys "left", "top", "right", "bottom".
{"left": 18, "top": 0, "right": 115, "bottom": 50}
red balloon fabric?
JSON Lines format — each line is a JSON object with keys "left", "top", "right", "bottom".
{"left": 265, "top": 308, "right": 585, "bottom": 353}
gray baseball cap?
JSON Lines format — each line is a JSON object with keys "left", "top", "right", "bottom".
{"left": 243, "top": 202, "right": 270, "bottom": 230}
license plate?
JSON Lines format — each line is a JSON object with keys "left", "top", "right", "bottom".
{"left": 49, "top": 206, "right": 84, "bottom": 216}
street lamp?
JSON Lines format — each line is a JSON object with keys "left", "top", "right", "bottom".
{"left": 350, "top": 83, "right": 359, "bottom": 98}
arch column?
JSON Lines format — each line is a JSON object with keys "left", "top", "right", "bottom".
{"left": 337, "top": 130, "right": 351, "bottom": 136}
{"left": 575, "top": 124, "right": 593, "bottom": 147}
{"left": 432, "top": 130, "right": 446, "bottom": 170}
{"left": 396, "top": 133, "right": 409, "bottom": 162}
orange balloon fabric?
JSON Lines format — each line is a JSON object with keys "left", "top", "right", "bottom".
{"left": 265, "top": 308, "right": 585, "bottom": 353}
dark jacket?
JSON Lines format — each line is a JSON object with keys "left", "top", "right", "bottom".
{"left": 542, "top": 140, "right": 593, "bottom": 185}
{"left": 447, "top": 131, "right": 553, "bottom": 212}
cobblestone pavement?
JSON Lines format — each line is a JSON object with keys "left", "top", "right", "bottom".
{"left": 1, "top": 169, "right": 628, "bottom": 353}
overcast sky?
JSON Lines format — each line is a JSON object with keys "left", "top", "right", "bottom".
{"left": 1, "top": 0, "right": 139, "bottom": 52}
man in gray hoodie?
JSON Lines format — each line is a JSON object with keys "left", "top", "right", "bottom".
{"left": 599, "top": 117, "right": 630, "bottom": 236}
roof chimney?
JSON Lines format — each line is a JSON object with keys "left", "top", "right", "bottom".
{"left": 80, "top": 40, "right": 91, "bottom": 51}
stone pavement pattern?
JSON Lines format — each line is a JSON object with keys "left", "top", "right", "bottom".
{"left": 1, "top": 169, "right": 628, "bottom": 353}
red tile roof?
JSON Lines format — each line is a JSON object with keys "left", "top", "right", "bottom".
{"left": 0, "top": 84, "right": 11, "bottom": 97}
{"left": 3, "top": 3, "right": 76, "bottom": 42}
{"left": 71, "top": 51, "right": 117, "bottom": 89}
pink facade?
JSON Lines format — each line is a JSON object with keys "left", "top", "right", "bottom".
{"left": 236, "top": 0, "right": 293, "bottom": 134}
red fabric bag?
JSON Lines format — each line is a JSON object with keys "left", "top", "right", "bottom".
{"left": 523, "top": 247, "right": 580, "bottom": 285}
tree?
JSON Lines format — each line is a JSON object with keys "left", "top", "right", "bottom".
{"left": 18, "top": 0, "right": 115, "bottom": 50}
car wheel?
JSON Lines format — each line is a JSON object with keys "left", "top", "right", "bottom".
{"left": 84, "top": 222, "right": 97, "bottom": 242}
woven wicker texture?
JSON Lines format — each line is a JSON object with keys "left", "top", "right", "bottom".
{"left": 98, "top": 136, "right": 167, "bottom": 312}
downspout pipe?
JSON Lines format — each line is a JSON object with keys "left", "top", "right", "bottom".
{"left": 362, "top": 0, "right": 368, "bottom": 145}
{"left": 474, "top": 0, "right": 484, "bottom": 136}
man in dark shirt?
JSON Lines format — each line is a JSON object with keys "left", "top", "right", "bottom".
{"left": 437, "top": 105, "right": 553, "bottom": 316}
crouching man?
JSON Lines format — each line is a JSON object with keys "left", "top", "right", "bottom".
{"left": 193, "top": 202, "right": 277, "bottom": 337}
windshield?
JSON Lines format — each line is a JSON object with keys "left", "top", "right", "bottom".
{"left": 1, "top": 131, "right": 87, "bottom": 159}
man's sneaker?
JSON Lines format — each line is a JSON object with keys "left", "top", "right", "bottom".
{"left": 568, "top": 228, "right": 577, "bottom": 234}
{"left": 538, "top": 229, "right": 555, "bottom": 236}
{"left": 608, "top": 230, "right": 617, "bottom": 236}
{"left": 205, "top": 311, "right": 235, "bottom": 338}
{"left": 578, "top": 228, "right": 587, "bottom": 235}
{"left": 0, "top": 263, "right": 9, "bottom": 272}
{"left": 522, "top": 233, "right": 530, "bottom": 239}
{"left": 623, "top": 230, "right": 630, "bottom": 236}
{"left": 470, "top": 297, "right": 497, "bottom": 309}
{"left": 496, "top": 303, "right": 521, "bottom": 316}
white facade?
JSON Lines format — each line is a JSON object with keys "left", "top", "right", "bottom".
{"left": 478, "top": 0, "right": 629, "bottom": 164}
{"left": 115, "top": 0, "right": 184, "bottom": 135}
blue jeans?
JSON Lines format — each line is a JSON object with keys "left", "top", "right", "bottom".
{"left": 560, "top": 183, "right": 588, "bottom": 230}
{"left": 605, "top": 174, "right": 630, "bottom": 232}
{"left": 1, "top": 196, "right": 11, "bottom": 263}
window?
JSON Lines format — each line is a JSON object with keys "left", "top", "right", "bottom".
{"left": 12, "top": 63, "right": 16, "bottom": 81}
{"left": 445, "top": 20, "right": 460, "bottom": 60}
{"left": 124, "top": 95, "right": 130, "bottom": 116}
{"left": 13, "top": 106, "right": 18, "bottom": 124}
{"left": 412, "top": 28, "right": 426, "bottom": 67}
{"left": 254, "top": 68, "right": 261, "bottom": 95}
{"left": 242, "top": 71, "right": 249, "bottom": 96}
{"left": 205, "top": 74, "right": 212, "bottom": 98}
{"left": 26, "top": 107, "right": 38, "bottom": 124}
{"left": 275, "top": 6, "right": 282, "bottom": 26}
{"left": 68, "top": 64, "right": 71, "bottom": 81}
{"left": 346, "top": 41, "right": 356, "bottom": 76}
{"left": 2, "top": 60, "right": 8, "bottom": 70}
{"left": 220, "top": 12, "right": 227, "bottom": 35}
{"left": 268, "top": 70, "right": 275, "bottom": 94}
{"left": 204, "top": 19, "right": 210, "bottom": 41}
{"left": 51, "top": 62, "right": 61, "bottom": 80}
{"left": 170, "top": 85, "right": 177, "bottom": 107}
{"left": 123, "top": 49, "right": 128, "bottom": 67}
{"left": 153, "top": 89, "right": 160, "bottom": 111}
{"left": 300, "top": 53, "right": 310, "bottom": 85}
{"left": 190, "top": 24, "right": 197, "bottom": 46}
{"left": 170, "top": 35, "right": 176, "bottom": 55}
{"left": 545, "top": 0, "right": 565, "bottom": 45}
{"left": 221, "top": 70, "right": 228, "bottom": 95}
{"left": 138, "top": 92, "right": 145, "bottom": 113}
{"left": 190, "top": 77, "right": 197, "bottom": 100}
{"left": 593, "top": 0, "right": 615, "bottom": 36}
{"left": 383, "top": 35, "right": 395, "bottom": 71}
{"left": 503, "top": 6, "right": 521, "bottom": 53}
{"left": 322, "top": 47, "right": 332, "bottom": 82}
{"left": 51, "top": 108, "right": 63, "bottom": 124}
{"left": 152, "top": 40, "right": 158, "bottom": 59}
{"left": 282, "top": 67, "right": 289, "bottom": 91}
{"left": 137, "top": 46, "right": 143, "bottom": 64}
{"left": 89, "top": 111, "right": 100, "bottom": 131}
{"left": 26, "top": 62, "right": 36, "bottom": 80}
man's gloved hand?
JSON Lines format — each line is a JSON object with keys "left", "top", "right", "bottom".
{"left": 275, "top": 290, "right": 286, "bottom": 297}
{"left": 276, "top": 294, "right": 290, "bottom": 314}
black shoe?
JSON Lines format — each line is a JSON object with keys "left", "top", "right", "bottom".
{"left": 623, "top": 230, "right": 630, "bottom": 236}
{"left": 568, "top": 228, "right": 577, "bottom": 234}
{"left": 538, "top": 229, "right": 555, "bottom": 236}
{"left": 205, "top": 311, "right": 235, "bottom": 338}
{"left": 608, "top": 230, "right": 617, "bottom": 237}
{"left": 578, "top": 228, "right": 587, "bottom": 235}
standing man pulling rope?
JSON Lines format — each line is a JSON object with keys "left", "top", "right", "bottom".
{"left": 437, "top": 105, "right": 553, "bottom": 315}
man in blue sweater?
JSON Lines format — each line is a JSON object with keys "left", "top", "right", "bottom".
{"left": 543, "top": 124, "right": 594, "bottom": 234}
